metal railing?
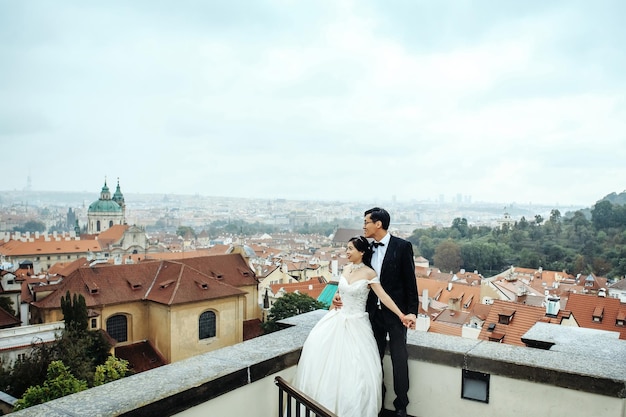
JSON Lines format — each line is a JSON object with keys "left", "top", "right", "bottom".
{"left": 274, "top": 376, "right": 338, "bottom": 417}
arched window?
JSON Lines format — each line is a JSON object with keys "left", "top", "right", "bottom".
{"left": 199, "top": 311, "right": 216, "bottom": 340}
{"left": 109, "top": 220, "right": 114, "bottom": 228}
{"left": 106, "top": 314, "right": 128, "bottom": 343}
{"left": 96, "top": 220, "right": 101, "bottom": 232}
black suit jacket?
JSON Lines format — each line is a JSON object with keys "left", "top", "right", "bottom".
{"left": 366, "top": 235, "right": 418, "bottom": 316}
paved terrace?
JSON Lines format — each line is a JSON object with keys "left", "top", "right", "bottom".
{"left": 11, "top": 311, "right": 626, "bottom": 417}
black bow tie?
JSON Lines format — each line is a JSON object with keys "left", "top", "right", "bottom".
{"left": 371, "top": 241, "right": 385, "bottom": 248}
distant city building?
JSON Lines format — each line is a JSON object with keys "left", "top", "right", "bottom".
{"left": 87, "top": 179, "right": 126, "bottom": 234}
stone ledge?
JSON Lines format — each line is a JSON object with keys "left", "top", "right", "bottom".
{"left": 11, "top": 310, "right": 626, "bottom": 416}
{"left": 406, "top": 327, "right": 626, "bottom": 399}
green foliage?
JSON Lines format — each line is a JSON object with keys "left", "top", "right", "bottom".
{"left": 433, "top": 240, "right": 462, "bottom": 273}
{"left": 0, "top": 341, "right": 57, "bottom": 398}
{"left": 93, "top": 356, "right": 130, "bottom": 386}
{"left": 13, "top": 220, "right": 46, "bottom": 233}
{"left": 262, "top": 292, "right": 326, "bottom": 334}
{"left": 460, "top": 242, "right": 507, "bottom": 274}
{"left": 408, "top": 202, "right": 626, "bottom": 279}
{"left": 162, "top": 218, "right": 353, "bottom": 237}
{"left": 0, "top": 292, "right": 113, "bottom": 404}
{"left": 61, "top": 291, "right": 88, "bottom": 333}
{"left": 176, "top": 225, "right": 196, "bottom": 239}
{"left": 59, "top": 291, "right": 112, "bottom": 383}
{"left": 0, "top": 296, "right": 16, "bottom": 316}
{"left": 55, "top": 330, "right": 112, "bottom": 385}
{"left": 13, "top": 361, "right": 88, "bottom": 411}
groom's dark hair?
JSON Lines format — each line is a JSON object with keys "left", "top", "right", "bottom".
{"left": 365, "top": 207, "right": 390, "bottom": 230}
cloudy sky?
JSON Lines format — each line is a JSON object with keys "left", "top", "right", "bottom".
{"left": 1, "top": 1, "right": 624, "bottom": 206}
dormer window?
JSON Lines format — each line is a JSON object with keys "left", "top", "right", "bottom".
{"left": 160, "top": 279, "right": 175, "bottom": 289}
{"left": 127, "top": 279, "right": 142, "bottom": 290}
{"left": 498, "top": 309, "right": 515, "bottom": 325}
{"left": 592, "top": 306, "right": 604, "bottom": 322}
{"left": 85, "top": 282, "right": 99, "bottom": 294}
{"left": 488, "top": 332, "right": 505, "bottom": 343}
{"left": 195, "top": 281, "right": 209, "bottom": 290}
{"left": 616, "top": 311, "right": 625, "bottom": 327}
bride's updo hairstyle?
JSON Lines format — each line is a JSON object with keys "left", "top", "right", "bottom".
{"left": 349, "top": 236, "right": 373, "bottom": 268}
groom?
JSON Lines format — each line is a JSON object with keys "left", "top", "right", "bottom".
{"left": 334, "top": 207, "right": 418, "bottom": 416}
{"left": 363, "top": 207, "right": 418, "bottom": 417}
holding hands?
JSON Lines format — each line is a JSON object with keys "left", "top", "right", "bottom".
{"left": 335, "top": 287, "right": 417, "bottom": 329}
{"left": 401, "top": 314, "right": 417, "bottom": 330}
{"left": 331, "top": 292, "right": 343, "bottom": 310}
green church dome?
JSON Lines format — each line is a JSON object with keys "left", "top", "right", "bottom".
{"left": 88, "top": 199, "right": 122, "bottom": 213}
{"left": 88, "top": 179, "right": 123, "bottom": 213}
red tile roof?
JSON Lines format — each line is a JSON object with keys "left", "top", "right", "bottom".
{"left": 94, "top": 225, "right": 128, "bottom": 248}
{"left": 428, "top": 320, "right": 463, "bottom": 337}
{"left": 565, "top": 293, "right": 626, "bottom": 339}
{"left": 48, "top": 257, "right": 90, "bottom": 276}
{"left": 170, "top": 254, "right": 258, "bottom": 288}
{"left": 31, "top": 258, "right": 250, "bottom": 310}
{"left": 243, "top": 318, "right": 263, "bottom": 340}
{"left": 136, "top": 250, "right": 214, "bottom": 262}
{"left": 478, "top": 300, "right": 571, "bottom": 346}
{"left": 0, "top": 238, "right": 102, "bottom": 256}
{"left": 417, "top": 278, "right": 481, "bottom": 311}
{"left": 115, "top": 340, "right": 166, "bottom": 373}
{"left": 0, "top": 307, "right": 20, "bottom": 329}
{"left": 269, "top": 279, "right": 328, "bottom": 300}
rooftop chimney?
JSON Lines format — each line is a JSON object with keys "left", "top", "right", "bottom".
{"left": 545, "top": 296, "right": 560, "bottom": 317}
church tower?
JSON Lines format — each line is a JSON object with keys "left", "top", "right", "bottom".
{"left": 112, "top": 178, "right": 126, "bottom": 221}
{"left": 87, "top": 178, "right": 126, "bottom": 234}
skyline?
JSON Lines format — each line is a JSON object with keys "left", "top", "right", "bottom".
{"left": 1, "top": 1, "right": 625, "bottom": 207}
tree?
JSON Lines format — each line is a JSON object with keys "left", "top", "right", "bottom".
{"left": 262, "top": 292, "right": 326, "bottom": 334}
{"left": 61, "top": 291, "right": 88, "bottom": 334}
{"left": 433, "top": 240, "right": 462, "bottom": 273}
{"left": 460, "top": 242, "right": 507, "bottom": 275}
{"left": 176, "top": 225, "right": 196, "bottom": 239}
{"left": 415, "top": 235, "right": 435, "bottom": 261}
{"left": 0, "top": 296, "right": 16, "bottom": 316}
{"left": 518, "top": 249, "right": 543, "bottom": 269}
{"left": 55, "top": 331, "right": 111, "bottom": 385}
{"left": 451, "top": 218, "right": 469, "bottom": 238}
{"left": 13, "top": 220, "right": 46, "bottom": 233}
{"left": 547, "top": 209, "right": 562, "bottom": 237}
{"left": 13, "top": 361, "right": 87, "bottom": 411}
{"left": 59, "top": 292, "right": 112, "bottom": 383}
{"left": 0, "top": 340, "right": 57, "bottom": 398}
{"left": 516, "top": 216, "right": 529, "bottom": 230}
{"left": 592, "top": 200, "right": 614, "bottom": 230}
{"left": 93, "top": 356, "right": 130, "bottom": 386}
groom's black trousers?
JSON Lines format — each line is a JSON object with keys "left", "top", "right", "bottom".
{"left": 370, "top": 308, "right": 409, "bottom": 411}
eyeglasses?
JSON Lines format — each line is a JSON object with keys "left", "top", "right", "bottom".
{"left": 363, "top": 221, "right": 375, "bottom": 226}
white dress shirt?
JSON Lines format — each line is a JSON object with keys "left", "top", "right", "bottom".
{"left": 371, "top": 232, "right": 391, "bottom": 278}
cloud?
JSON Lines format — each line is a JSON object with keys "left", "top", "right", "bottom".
{"left": 0, "top": 0, "right": 624, "bottom": 206}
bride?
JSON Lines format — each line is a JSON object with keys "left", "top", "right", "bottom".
{"left": 293, "top": 236, "right": 412, "bottom": 417}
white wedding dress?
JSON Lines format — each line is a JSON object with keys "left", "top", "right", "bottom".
{"left": 293, "top": 275, "right": 382, "bottom": 417}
